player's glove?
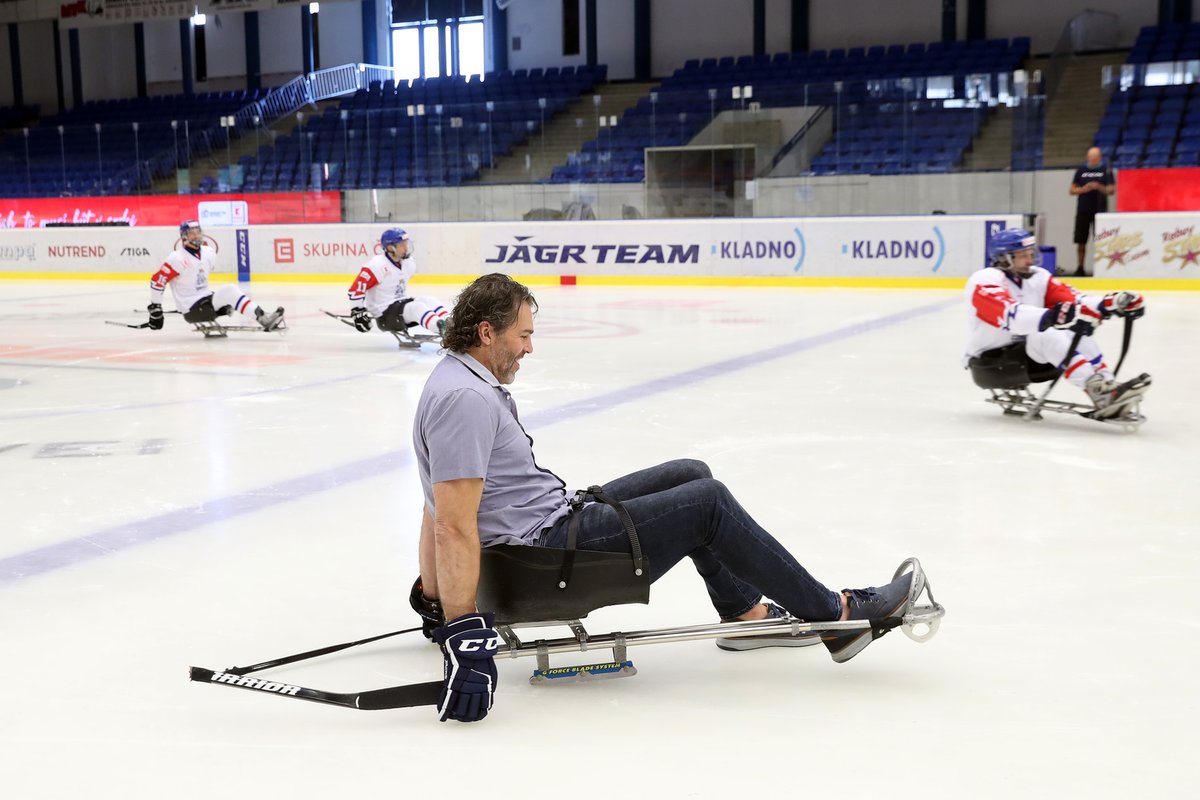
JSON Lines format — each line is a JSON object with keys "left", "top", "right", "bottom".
{"left": 351, "top": 306, "right": 372, "bottom": 332}
{"left": 1039, "top": 301, "right": 1097, "bottom": 336}
{"left": 408, "top": 576, "right": 444, "bottom": 641}
{"left": 432, "top": 612, "right": 499, "bottom": 723}
{"left": 147, "top": 303, "right": 164, "bottom": 330}
{"left": 1099, "top": 291, "right": 1145, "bottom": 321}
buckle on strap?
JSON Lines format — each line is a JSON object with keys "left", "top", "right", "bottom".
{"left": 560, "top": 485, "right": 645, "bottom": 590}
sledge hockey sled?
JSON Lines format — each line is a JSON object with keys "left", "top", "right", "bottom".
{"left": 321, "top": 309, "right": 441, "bottom": 350}
{"left": 968, "top": 334, "right": 1146, "bottom": 431}
{"left": 190, "top": 319, "right": 286, "bottom": 338}
{"left": 189, "top": 487, "right": 945, "bottom": 710}
{"left": 105, "top": 307, "right": 284, "bottom": 337}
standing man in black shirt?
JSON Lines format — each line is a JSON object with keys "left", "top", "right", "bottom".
{"left": 1069, "top": 146, "right": 1115, "bottom": 277}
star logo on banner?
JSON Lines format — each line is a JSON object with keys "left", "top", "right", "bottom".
{"left": 1182, "top": 249, "right": 1200, "bottom": 266}
{"left": 1104, "top": 250, "right": 1128, "bottom": 267}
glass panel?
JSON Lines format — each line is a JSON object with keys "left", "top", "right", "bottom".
{"left": 458, "top": 21, "right": 484, "bottom": 78}
{"left": 391, "top": 27, "right": 421, "bottom": 81}
{"left": 423, "top": 26, "right": 441, "bottom": 78}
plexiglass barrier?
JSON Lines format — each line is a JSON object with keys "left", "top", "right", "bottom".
{"left": 0, "top": 63, "right": 1143, "bottom": 224}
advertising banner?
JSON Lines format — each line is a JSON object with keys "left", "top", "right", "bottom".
{"left": 1093, "top": 212, "right": 1200, "bottom": 279}
{"left": 466, "top": 216, "right": 1019, "bottom": 278}
{"left": 1, "top": 215, "right": 1025, "bottom": 281}
{"left": 0, "top": 193, "right": 340, "bottom": 230}
{"left": 1116, "top": 168, "right": 1200, "bottom": 213}
{"left": 0, "top": 225, "right": 238, "bottom": 275}
{"left": 236, "top": 215, "right": 1018, "bottom": 279}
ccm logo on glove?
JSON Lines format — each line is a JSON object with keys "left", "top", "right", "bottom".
{"left": 457, "top": 637, "right": 499, "bottom": 653}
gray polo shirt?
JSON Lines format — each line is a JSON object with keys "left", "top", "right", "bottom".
{"left": 413, "top": 350, "right": 570, "bottom": 546}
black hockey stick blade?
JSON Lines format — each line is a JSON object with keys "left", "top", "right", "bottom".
{"left": 105, "top": 320, "right": 151, "bottom": 329}
{"left": 189, "top": 666, "right": 441, "bottom": 710}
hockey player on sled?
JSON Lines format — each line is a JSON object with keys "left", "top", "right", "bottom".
{"left": 407, "top": 274, "right": 942, "bottom": 722}
{"left": 324, "top": 228, "right": 447, "bottom": 349}
{"left": 965, "top": 228, "right": 1149, "bottom": 428}
{"left": 137, "top": 221, "right": 286, "bottom": 337}
{"left": 190, "top": 274, "right": 944, "bottom": 720}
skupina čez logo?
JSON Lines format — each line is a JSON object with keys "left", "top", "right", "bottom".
{"left": 1094, "top": 226, "right": 1149, "bottom": 269}
{"left": 1160, "top": 224, "right": 1200, "bottom": 269}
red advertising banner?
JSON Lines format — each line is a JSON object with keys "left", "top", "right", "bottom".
{"left": 1116, "top": 168, "right": 1200, "bottom": 212}
{"left": 0, "top": 193, "right": 341, "bottom": 229}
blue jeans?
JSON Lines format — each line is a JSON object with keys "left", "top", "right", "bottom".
{"left": 537, "top": 459, "right": 842, "bottom": 621}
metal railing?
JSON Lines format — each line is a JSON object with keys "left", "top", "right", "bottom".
{"left": 109, "top": 63, "right": 401, "bottom": 193}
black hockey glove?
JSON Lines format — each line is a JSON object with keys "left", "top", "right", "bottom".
{"left": 1039, "top": 301, "right": 1096, "bottom": 336}
{"left": 1099, "top": 291, "right": 1145, "bottom": 321}
{"left": 408, "top": 576, "right": 445, "bottom": 640}
{"left": 351, "top": 306, "right": 372, "bottom": 332}
{"left": 147, "top": 303, "right": 164, "bottom": 330}
{"left": 432, "top": 612, "right": 499, "bottom": 723}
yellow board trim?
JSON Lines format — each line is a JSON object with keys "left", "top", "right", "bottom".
{"left": 2, "top": 271, "right": 1199, "bottom": 291}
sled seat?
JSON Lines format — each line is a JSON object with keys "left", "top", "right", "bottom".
{"left": 969, "top": 344, "right": 1060, "bottom": 390}
{"left": 478, "top": 544, "right": 650, "bottom": 626}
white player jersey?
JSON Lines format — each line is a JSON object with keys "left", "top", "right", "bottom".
{"left": 149, "top": 245, "right": 218, "bottom": 311}
{"left": 963, "top": 266, "right": 1097, "bottom": 364}
{"left": 347, "top": 253, "right": 416, "bottom": 317}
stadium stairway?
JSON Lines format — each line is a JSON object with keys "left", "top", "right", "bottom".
{"left": 1041, "top": 52, "right": 1118, "bottom": 167}
{"left": 149, "top": 99, "right": 343, "bottom": 194}
{"left": 961, "top": 106, "right": 1015, "bottom": 171}
{"left": 473, "top": 81, "right": 657, "bottom": 184}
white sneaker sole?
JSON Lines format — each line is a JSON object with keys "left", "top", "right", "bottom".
{"left": 716, "top": 634, "right": 823, "bottom": 651}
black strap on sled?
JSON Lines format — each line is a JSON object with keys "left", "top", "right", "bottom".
{"left": 561, "top": 486, "right": 645, "bottom": 590}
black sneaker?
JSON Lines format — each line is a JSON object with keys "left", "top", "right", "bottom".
{"left": 1072, "top": 268, "right": 1087, "bottom": 277}
{"left": 823, "top": 570, "right": 916, "bottom": 663}
{"left": 716, "top": 603, "right": 822, "bottom": 651}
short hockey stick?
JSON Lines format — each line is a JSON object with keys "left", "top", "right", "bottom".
{"left": 105, "top": 320, "right": 151, "bottom": 329}
{"left": 320, "top": 309, "right": 357, "bottom": 327}
{"left": 188, "top": 666, "right": 441, "bottom": 710}
{"left": 189, "top": 625, "right": 441, "bottom": 710}
{"left": 1112, "top": 316, "right": 1135, "bottom": 378}
{"left": 222, "top": 626, "right": 425, "bottom": 676}
{"left": 1025, "top": 327, "right": 1086, "bottom": 421}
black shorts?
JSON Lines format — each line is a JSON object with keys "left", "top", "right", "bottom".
{"left": 182, "top": 295, "right": 232, "bottom": 323}
{"left": 1073, "top": 212, "right": 1097, "bottom": 245}
{"left": 377, "top": 298, "right": 415, "bottom": 332}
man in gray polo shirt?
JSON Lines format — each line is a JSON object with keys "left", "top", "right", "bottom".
{"left": 414, "top": 273, "right": 923, "bottom": 724}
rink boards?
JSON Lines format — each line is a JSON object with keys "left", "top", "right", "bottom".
{"left": 1, "top": 213, "right": 1197, "bottom": 286}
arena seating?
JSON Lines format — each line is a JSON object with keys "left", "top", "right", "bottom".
{"left": 237, "top": 65, "right": 606, "bottom": 191}
{"left": 0, "top": 91, "right": 263, "bottom": 197}
{"left": 548, "top": 36, "right": 1029, "bottom": 182}
{"left": 1093, "top": 24, "right": 1200, "bottom": 169}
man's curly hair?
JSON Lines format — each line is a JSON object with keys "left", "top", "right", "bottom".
{"left": 441, "top": 273, "right": 538, "bottom": 353}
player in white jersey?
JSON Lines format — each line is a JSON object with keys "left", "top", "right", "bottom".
{"left": 147, "top": 220, "right": 285, "bottom": 331}
{"left": 346, "top": 228, "right": 448, "bottom": 336}
{"left": 964, "top": 228, "right": 1148, "bottom": 418}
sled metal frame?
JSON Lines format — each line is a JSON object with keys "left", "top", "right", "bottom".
{"left": 191, "top": 320, "right": 284, "bottom": 338}
{"left": 189, "top": 559, "right": 944, "bottom": 709}
{"left": 321, "top": 309, "right": 441, "bottom": 350}
{"left": 496, "top": 557, "right": 944, "bottom": 685}
{"left": 983, "top": 386, "right": 1145, "bottom": 432}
